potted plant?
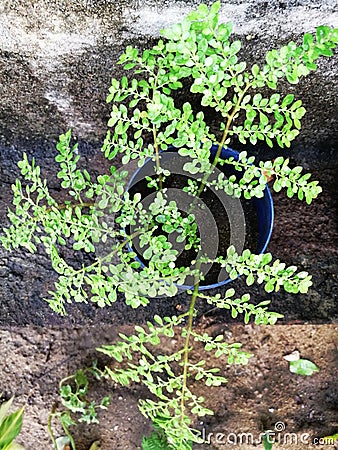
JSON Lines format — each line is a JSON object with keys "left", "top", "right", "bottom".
{"left": 1, "top": 2, "right": 337, "bottom": 448}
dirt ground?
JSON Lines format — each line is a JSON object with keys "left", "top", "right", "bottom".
{"left": 0, "top": 323, "right": 337, "bottom": 450}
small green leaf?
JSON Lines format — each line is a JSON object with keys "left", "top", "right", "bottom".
{"left": 0, "top": 398, "right": 14, "bottom": 425}
{"left": 246, "top": 273, "right": 255, "bottom": 286}
{"left": 8, "top": 443, "right": 26, "bottom": 450}
{"left": 289, "top": 359, "right": 319, "bottom": 376}
{"left": 88, "top": 441, "right": 101, "bottom": 450}
{"left": 252, "top": 64, "right": 259, "bottom": 77}
{"left": 282, "top": 94, "right": 295, "bottom": 107}
{"left": 259, "top": 112, "right": 269, "bottom": 126}
{"left": 0, "top": 406, "right": 24, "bottom": 448}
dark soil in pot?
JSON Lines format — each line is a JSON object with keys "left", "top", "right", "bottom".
{"left": 126, "top": 171, "right": 259, "bottom": 287}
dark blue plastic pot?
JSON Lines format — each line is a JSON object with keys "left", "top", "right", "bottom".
{"left": 209, "top": 145, "right": 274, "bottom": 257}
{"left": 126, "top": 145, "right": 274, "bottom": 291}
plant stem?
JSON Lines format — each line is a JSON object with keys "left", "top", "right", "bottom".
{"left": 196, "top": 83, "right": 252, "bottom": 198}
{"left": 153, "top": 126, "right": 163, "bottom": 190}
{"left": 47, "top": 407, "right": 58, "bottom": 449}
{"left": 61, "top": 418, "right": 77, "bottom": 450}
{"left": 179, "top": 260, "right": 202, "bottom": 425}
{"left": 63, "top": 227, "right": 149, "bottom": 277}
{"left": 151, "top": 66, "right": 163, "bottom": 191}
{"left": 178, "top": 86, "right": 252, "bottom": 425}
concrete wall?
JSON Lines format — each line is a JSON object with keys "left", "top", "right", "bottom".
{"left": 0, "top": 0, "right": 337, "bottom": 150}
{"left": 0, "top": 1, "right": 337, "bottom": 325}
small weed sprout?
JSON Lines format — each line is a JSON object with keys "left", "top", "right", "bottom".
{"left": 48, "top": 364, "right": 109, "bottom": 450}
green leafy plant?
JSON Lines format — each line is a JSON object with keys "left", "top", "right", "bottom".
{"left": 283, "top": 350, "right": 320, "bottom": 376}
{"left": 48, "top": 365, "right": 109, "bottom": 450}
{"left": 142, "top": 422, "right": 174, "bottom": 450}
{"left": 322, "top": 432, "right": 338, "bottom": 445}
{"left": 0, "top": 398, "right": 25, "bottom": 450}
{"left": 1, "top": 2, "right": 337, "bottom": 448}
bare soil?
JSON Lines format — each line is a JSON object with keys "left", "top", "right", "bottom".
{"left": 0, "top": 323, "right": 337, "bottom": 450}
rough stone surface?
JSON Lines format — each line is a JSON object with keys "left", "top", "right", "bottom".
{"left": 0, "top": 0, "right": 337, "bottom": 147}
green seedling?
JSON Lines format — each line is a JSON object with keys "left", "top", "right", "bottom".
{"left": 284, "top": 350, "right": 319, "bottom": 376}
{"left": 289, "top": 359, "right": 319, "bottom": 376}
{"left": 48, "top": 365, "right": 109, "bottom": 450}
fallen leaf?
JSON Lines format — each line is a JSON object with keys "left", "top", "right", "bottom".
{"left": 88, "top": 441, "right": 101, "bottom": 450}
{"left": 55, "top": 436, "right": 71, "bottom": 450}
{"left": 283, "top": 350, "right": 300, "bottom": 362}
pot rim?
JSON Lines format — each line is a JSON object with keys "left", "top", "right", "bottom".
{"left": 126, "top": 145, "right": 274, "bottom": 291}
